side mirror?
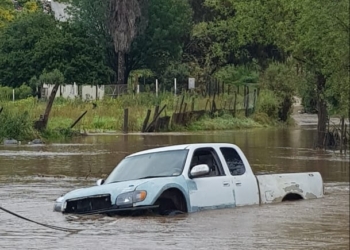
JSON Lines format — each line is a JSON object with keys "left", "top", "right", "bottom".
{"left": 190, "top": 164, "right": 210, "bottom": 178}
{"left": 96, "top": 179, "right": 105, "bottom": 186}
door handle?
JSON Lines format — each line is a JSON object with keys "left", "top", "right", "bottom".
{"left": 223, "top": 182, "right": 230, "bottom": 187}
{"left": 236, "top": 182, "right": 242, "bottom": 186}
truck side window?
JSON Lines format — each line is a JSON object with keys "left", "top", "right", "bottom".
{"left": 190, "top": 148, "right": 224, "bottom": 177}
{"left": 220, "top": 147, "right": 246, "bottom": 176}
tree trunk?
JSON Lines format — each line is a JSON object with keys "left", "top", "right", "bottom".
{"left": 117, "top": 51, "right": 126, "bottom": 85}
{"left": 34, "top": 83, "right": 59, "bottom": 131}
{"left": 315, "top": 74, "right": 328, "bottom": 148}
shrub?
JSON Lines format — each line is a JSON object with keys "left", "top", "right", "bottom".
{"left": 0, "top": 86, "right": 13, "bottom": 100}
{"left": 255, "top": 89, "right": 279, "bottom": 119}
{"left": 17, "top": 84, "right": 33, "bottom": 99}
{"left": 260, "top": 62, "right": 300, "bottom": 121}
{"left": 0, "top": 109, "right": 37, "bottom": 141}
{"left": 0, "top": 85, "right": 33, "bottom": 101}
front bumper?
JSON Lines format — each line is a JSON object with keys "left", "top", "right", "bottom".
{"left": 54, "top": 195, "right": 159, "bottom": 215}
{"left": 71, "top": 205, "right": 160, "bottom": 215}
{"left": 54, "top": 199, "right": 158, "bottom": 215}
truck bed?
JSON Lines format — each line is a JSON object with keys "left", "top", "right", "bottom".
{"left": 255, "top": 172, "right": 324, "bottom": 204}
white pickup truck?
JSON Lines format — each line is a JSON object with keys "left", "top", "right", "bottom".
{"left": 54, "top": 143, "right": 324, "bottom": 215}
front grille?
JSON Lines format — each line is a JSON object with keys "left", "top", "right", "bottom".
{"left": 65, "top": 194, "right": 112, "bottom": 214}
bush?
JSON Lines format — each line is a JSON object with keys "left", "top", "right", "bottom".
{"left": 260, "top": 62, "right": 301, "bottom": 121}
{"left": 17, "top": 84, "right": 33, "bottom": 99}
{"left": 255, "top": 89, "right": 279, "bottom": 119}
{"left": 0, "top": 86, "right": 13, "bottom": 100}
{"left": 0, "top": 109, "right": 37, "bottom": 141}
{"left": 0, "top": 84, "right": 33, "bottom": 101}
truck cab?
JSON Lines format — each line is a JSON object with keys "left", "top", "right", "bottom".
{"left": 183, "top": 143, "right": 323, "bottom": 212}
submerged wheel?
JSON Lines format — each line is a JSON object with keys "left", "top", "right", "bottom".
{"left": 282, "top": 193, "right": 303, "bottom": 202}
{"left": 154, "top": 188, "right": 187, "bottom": 216}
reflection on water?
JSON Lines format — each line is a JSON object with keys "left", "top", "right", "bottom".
{"left": 0, "top": 127, "right": 348, "bottom": 182}
{"left": 0, "top": 127, "right": 349, "bottom": 249}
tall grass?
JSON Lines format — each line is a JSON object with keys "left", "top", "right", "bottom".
{"left": 0, "top": 98, "right": 40, "bottom": 140}
{"left": 0, "top": 92, "right": 267, "bottom": 142}
{"left": 45, "top": 92, "right": 247, "bottom": 132}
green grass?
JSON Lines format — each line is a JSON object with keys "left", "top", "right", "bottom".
{"left": 186, "top": 114, "right": 263, "bottom": 131}
{"left": 0, "top": 92, "right": 276, "bottom": 142}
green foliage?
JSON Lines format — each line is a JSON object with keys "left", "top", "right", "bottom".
{"left": 0, "top": 107, "right": 37, "bottom": 141}
{"left": 259, "top": 62, "right": 300, "bottom": 121}
{"left": 38, "top": 69, "right": 65, "bottom": 85}
{"left": 260, "top": 62, "right": 297, "bottom": 99}
{"left": 297, "top": 72, "right": 318, "bottom": 113}
{"left": 255, "top": 89, "right": 279, "bottom": 120}
{"left": 0, "top": 12, "right": 114, "bottom": 88}
{"left": 187, "top": 114, "right": 261, "bottom": 131}
{"left": 68, "top": 0, "right": 192, "bottom": 83}
{"left": 251, "top": 112, "right": 275, "bottom": 126}
{"left": 0, "top": 84, "right": 32, "bottom": 100}
{"left": 66, "top": 0, "right": 115, "bottom": 80}
{"left": 158, "top": 62, "right": 191, "bottom": 89}
{"left": 193, "top": 0, "right": 348, "bottom": 121}
{"left": 214, "top": 64, "right": 259, "bottom": 86}
{"left": 41, "top": 127, "right": 79, "bottom": 140}
{"left": 0, "top": 86, "right": 12, "bottom": 100}
{"left": 0, "top": 0, "right": 15, "bottom": 28}
{"left": 16, "top": 84, "right": 32, "bottom": 99}
{"left": 130, "top": 0, "right": 193, "bottom": 76}
{"left": 0, "top": 0, "right": 348, "bottom": 134}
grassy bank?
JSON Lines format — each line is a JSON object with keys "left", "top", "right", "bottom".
{"left": 0, "top": 92, "right": 275, "bottom": 142}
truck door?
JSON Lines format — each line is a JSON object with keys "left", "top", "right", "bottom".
{"left": 219, "top": 147, "right": 260, "bottom": 206}
{"left": 187, "top": 147, "right": 235, "bottom": 211}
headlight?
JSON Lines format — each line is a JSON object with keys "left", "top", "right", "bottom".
{"left": 53, "top": 196, "right": 65, "bottom": 212}
{"left": 116, "top": 190, "right": 147, "bottom": 206}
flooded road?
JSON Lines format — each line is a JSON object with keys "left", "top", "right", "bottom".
{"left": 0, "top": 128, "right": 349, "bottom": 249}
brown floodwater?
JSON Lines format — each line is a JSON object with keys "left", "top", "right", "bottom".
{"left": 0, "top": 127, "right": 349, "bottom": 249}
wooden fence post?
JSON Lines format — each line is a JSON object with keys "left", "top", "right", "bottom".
{"left": 253, "top": 89, "right": 257, "bottom": 112}
{"left": 153, "top": 106, "right": 160, "bottom": 121}
{"left": 142, "top": 109, "right": 151, "bottom": 132}
{"left": 340, "top": 116, "right": 345, "bottom": 154}
{"left": 233, "top": 91, "right": 237, "bottom": 117}
{"left": 245, "top": 86, "right": 250, "bottom": 117}
{"left": 123, "top": 108, "right": 129, "bottom": 134}
{"left": 70, "top": 110, "right": 88, "bottom": 129}
{"left": 145, "top": 105, "right": 167, "bottom": 132}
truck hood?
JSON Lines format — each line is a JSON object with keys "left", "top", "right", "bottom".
{"left": 62, "top": 179, "right": 151, "bottom": 202}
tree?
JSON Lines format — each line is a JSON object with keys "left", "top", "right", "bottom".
{"left": 66, "top": 0, "right": 117, "bottom": 81}
{"left": 0, "top": 11, "right": 114, "bottom": 87}
{"left": 67, "top": 0, "right": 192, "bottom": 86}
{"left": 34, "top": 69, "right": 64, "bottom": 131}
{"left": 108, "top": 0, "right": 144, "bottom": 85}
{"left": 199, "top": 0, "right": 349, "bottom": 147}
{"left": 129, "top": 0, "right": 192, "bottom": 77}
{"left": 0, "top": 0, "right": 15, "bottom": 28}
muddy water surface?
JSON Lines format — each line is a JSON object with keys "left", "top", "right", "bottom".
{"left": 0, "top": 128, "right": 349, "bottom": 250}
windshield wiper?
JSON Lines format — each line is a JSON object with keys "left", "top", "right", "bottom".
{"left": 138, "top": 175, "right": 172, "bottom": 180}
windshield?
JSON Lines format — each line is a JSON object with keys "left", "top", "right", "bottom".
{"left": 104, "top": 149, "right": 188, "bottom": 184}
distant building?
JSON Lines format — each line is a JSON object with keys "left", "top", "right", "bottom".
{"left": 42, "top": 84, "right": 105, "bottom": 101}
